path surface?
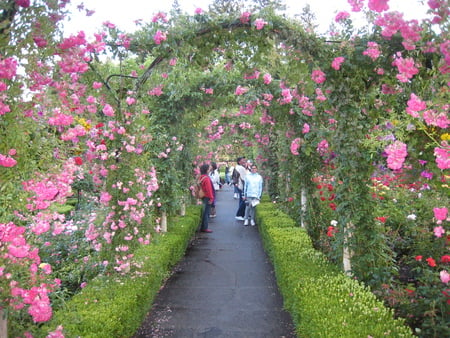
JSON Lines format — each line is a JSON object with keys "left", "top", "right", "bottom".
{"left": 133, "top": 185, "right": 296, "bottom": 338}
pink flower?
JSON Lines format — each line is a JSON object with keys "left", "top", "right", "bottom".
{"left": 0, "top": 154, "right": 17, "bottom": 167}
{"left": 317, "top": 139, "right": 329, "bottom": 156}
{"left": 335, "top": 11, "right": 350, "bottom": 22}
{"left": 15, "top": 0, "right": 30, "bottom": 8}
{"left": 331, "top": 57, "right": 345, "bottom": 70}
{"left": 311, "top": 69, "right": 326, "bottom": 84}
{"left": 290, "top": 138, "right": 302, "bottom": 155}
{"left": 240, "top": 11, "right": 251, "bottom": 24}
{"left": 148, "top": 85, "right": 164, "bottom": 96}
{"left": 126, "top": 97, "right": 136, "bottom": 105}
{"left": 152, "top": 12, "right": 168, "bottom": 23}
{"left": 254, "top": 18, "right": 268, "bottom": 30}
{"left": 263, "top": 73, "right": 272, "bottom": 84}
{"left": 169, "top": 58, "right": 177, "bottom": 66}
{"left": 392, "top": 53, "right": 419, "bottom": 82}
{"left": 433, "top": 207, "right": 448, "bottom": 221}
{"left": 194, "top": 8, "right": 203, "bottom": 15}
{"left": 363, "top": 42, "right": 381, "bottom": 61}
{"left": 348, "top": 0, "right": 364, "bottom": 12}
{"left": 434, "top": 226, "right": 445, "bottom": 237}
{"left": 368, "top": 0, "right": 389, "bottom": 12}
{"left": 440, "top": 270, "right": 450, "bottom": 284}
{"left": 302, "top": 123, "right": 310, "bottom": 134}
{"left": 434, "top": 144, "right": 450, "bottom": 170}
{"left": 235, "top": 85, "right": 249, "bottom": 95}
{"left": 153, "top": 30, "right": 167, "bottom": 45}
{"left": 385, "top": 141, "right": 408, "bottom": 170}
{"left": 406, "top": 93, "right": 426, "bottom": 117}
{"left": 102, "top": 104, "right": 115, "bottom": 117}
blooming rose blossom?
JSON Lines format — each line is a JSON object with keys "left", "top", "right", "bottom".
{"left": 311, "top": 69, "right": 326, "bottom": 84}
{"left": 290, "top": 138, "right": 302, "bottom": 155}
{"left": 433, "top": 226, "right": 445, "bottom": 237}
{"left": 406, "top": 93, "right": 426, "bottom": 117}
{"left": 263, "top": 73, "right": 272, "bottom": 84}
{"left": 385, "top": 141, "right": 408, "bottom": 170}
{"left": 426, "top": 257, "right": 437, "bottom": 267}
{"left": 331, "top": 57, "right": 345, "bottom": 70}
{"left": 335, "top": 11, "right": 350, "bottom": 22}
{"left": 254, "top": 18, "right": 268, "bottom": 30}
{"left": 235, "top": 85, "right": 249, "bottom": 95}
{"left": 368, "top": 0, "right": 389, "bottom": 12}
{"left": 153, "top": 30, "right": 167, "bottom": 45}
{"left": 433, "top": 207, "right": 448, "bottom": 223}
{"left": 434, "top": 144, "right": 450, "bottom": 169}
{"left": 440, "top": 270, "right": 450, "bottom": 284}
{"left": 240, "top": 12, "right": 251, "bottom": 24}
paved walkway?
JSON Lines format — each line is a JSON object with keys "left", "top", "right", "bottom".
{"left": 133, "top": 185, "right": 296, "bottom": 338}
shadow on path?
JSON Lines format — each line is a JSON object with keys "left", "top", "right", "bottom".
{"left": 133, "top": 186, "right": 296, "bottom": 338}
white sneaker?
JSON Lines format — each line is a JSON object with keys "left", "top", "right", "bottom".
{"left": 235, "top": 216, "right": 245, "bottom": 221}
{"left": 251, "top": 220, "right": 255, "bottom": 226}
{"left": 243, "top": 219, "right": 249, "bottom": 226}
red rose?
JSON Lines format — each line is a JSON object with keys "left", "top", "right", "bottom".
{"left": 74, "top": 157, "right": 83, "bottom": 165}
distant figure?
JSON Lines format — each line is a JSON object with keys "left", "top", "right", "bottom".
{"left": 233, "top": 157, "right": 247, "bottom": 221}
{"left": 243, "top": 164, "right": 263, "bottom": 226}
{"left": 209, "top": 162, "right": 220, "bottom": 218}
{"left": 198, "top": 163, "right": 214, "bottom": 233}
{"left": 225, "top": 162, "right": 231, "bottom": 185}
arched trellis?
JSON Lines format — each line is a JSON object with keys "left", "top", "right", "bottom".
{"left": 89, "top": 7, "right": 389, "bottom": 277}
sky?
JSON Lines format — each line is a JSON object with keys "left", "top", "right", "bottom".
{"left": 63, "top": 0, "right": 430, "bottom": 37}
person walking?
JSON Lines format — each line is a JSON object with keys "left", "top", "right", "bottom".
{"left": 209, "top": 162, "right": 220, "bottom": 218}
{"left": 234, "top": 157, "right": 247, "bottom": 221}
{"left": 198, "top": 163, "right": 214, "bottom": 233}
{"left": 243, "top": 164, "right": 263, "bottom": 226}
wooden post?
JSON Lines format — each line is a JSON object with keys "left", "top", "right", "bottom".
{"left": 300, "top": 187, "right": 307, "bottom": 228}
{"left": 0, "top": 308, "right": 7, "bottom": 338}
{"left": 180, "top": 198, "right": 186, "bottom": 216}
{"left": 161, "top": 211, "right": 167, "bottom": 232}
{"left": 343, "top": 223, "right": 353, "bottom": 276}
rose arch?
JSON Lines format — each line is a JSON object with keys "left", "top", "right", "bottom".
{"left": 0, "top": 0, "right": 448, "bottom": 336}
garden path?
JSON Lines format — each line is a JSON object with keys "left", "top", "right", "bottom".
{"left": 133, "top": 185, "right": 296, "bottom": 337}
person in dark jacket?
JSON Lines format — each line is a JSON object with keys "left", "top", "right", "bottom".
{"left": 198, "top": 163, "right": 214, "bottom": 233}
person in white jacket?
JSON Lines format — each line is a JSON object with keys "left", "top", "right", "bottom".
{"left": 243, "top": 164, "right": 263, "bottom": 226}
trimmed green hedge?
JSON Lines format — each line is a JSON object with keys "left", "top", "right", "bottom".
{"left": 39, "top": 199, "right": 413, "bottom": 337}
{"left": 40, "top": 206, "right": 201, "bottom": 338}
{"left": 256, "top": 199, "right": 414, "bottom": 337}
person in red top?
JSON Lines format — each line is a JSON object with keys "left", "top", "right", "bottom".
{"left": 198, "top": 163, "right": 214, "bottom": 233}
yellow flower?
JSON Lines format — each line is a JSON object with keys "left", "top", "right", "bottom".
{"left": 441, "top": 133, "right": 450, "bottom": 141}
{"left": 77, "top": 117, "right": 91, "bottom": 131}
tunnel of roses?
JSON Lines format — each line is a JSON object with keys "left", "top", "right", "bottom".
{"left": 0, "top": 0, "right": 448, "bottom": 336}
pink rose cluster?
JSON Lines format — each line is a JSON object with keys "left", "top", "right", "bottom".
{"left": 385, "top": 140, "right": 408, "bottom": 170}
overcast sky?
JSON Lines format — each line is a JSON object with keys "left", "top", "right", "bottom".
{"left": 63, "top": 0, "right": 429, "bottom": 37}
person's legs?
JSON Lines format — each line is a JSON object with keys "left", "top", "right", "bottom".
{"left": 235, "top": 188, "right": 246, "bottom": 218}
{"left": 249, "top": 205, "right": 256, "bottom": 225}
{"left": 200, "top": 199, "right": 212, "bottom": 231}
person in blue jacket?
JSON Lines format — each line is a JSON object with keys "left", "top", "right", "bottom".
{"left": 243, "top": 164, "right": 263, "bottom": 226}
